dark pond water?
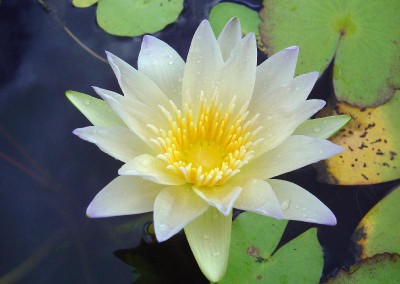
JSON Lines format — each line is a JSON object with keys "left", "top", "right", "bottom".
{"left": 0, "top": 0, "right": 397, "bottom": 283}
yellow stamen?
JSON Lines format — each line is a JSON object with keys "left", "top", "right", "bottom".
{"left": 150, "top": 93, "right": 260, "bottom": 187}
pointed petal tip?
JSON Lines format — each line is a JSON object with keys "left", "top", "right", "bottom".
{"left": 287, "top": 45, "right": 299, "bottom": 51}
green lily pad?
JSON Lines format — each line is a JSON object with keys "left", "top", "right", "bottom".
{"left": 260, "top": 0, "right": 400, "bottom": 107}
{"left": 66, "top": 90, "right": 123, "bottom": 126}
{"left": 326, "top": 253, "right": 400, "bottom": 283}
{"left": 317, "top": 91, "right": 400, "bottom": 185}
{"left": 96, "top": 0, "right": 183, "bottom": 37}
{"left": 221, "top": 212, "right": 323, "bottom": 283}
{"left": 72, "top": 0, "right": 98, "bottom": 8}
{"left": 209, "top": 3, "right": 263, "bottom": 49}
{"left": 352, "top": 185, "right": 400, "bottom": 260}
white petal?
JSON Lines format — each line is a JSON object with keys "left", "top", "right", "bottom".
{"left": 106, "top": 51, "right": 170, "bottom": 108}
{"left": 119, "top": 154, "right": 185, "bottom": 186}
{"left": 268, "top": 179, "right": 336, "bottom": 225}
{"left": 154, "top": 185, "right": 208, "bottom": 242}
{"left": 184, "top": 206, "right": 232, "bottom": 283}
{"left": 138, "top": 36, "right": 185, "bottom": 106}
{"left": 254, "top": 99, "right": 326, "bottom": 157}
{"left": 86, "top": 176, "right": 162, "bottom": 218}
{"left": 66, "top": 91, "right": 124, "bottom": 126}
{"left": 93, "top": 87, "right": 166, "bottom": 144}
{"left": 251, "top": 72, "right": 319, "bottom": 111}
{"left": 234, "top": 179, "right": 283, "bottom": 219}
{"left": 73, "top": 126, "right": 149, "bottom": 162}
{"left": 293, "top": 115, "right": 351, "bottom": 139}
{"left": 182, "top": 20, "right": 223, "bottom": 112}
{"left": 217, "top": 17, "right": 242, "bottom": 61}
{"left": 244, "top": 135, "right": 343, "bottom": 180}
{"left": 218, "top": 33, "right": 257, "bottom": 109}
{"left": 193, "top": 183, "right": 242, "bottom": 216}
{"left": 252, "top": 46, "right": 299, "bottom": 101}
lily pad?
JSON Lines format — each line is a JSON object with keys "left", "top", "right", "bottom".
{"left": 96, "top": 0, "right": 184, "bottom": 37}
{"left": 326, "top": 253, "right": 400, "bottom": 283}
{"left": 352, "top": 185, "right": 400, "bottom": 260}
{"left": 221, "top": 212, "right": 323, "bottom": 283}
{"left": 260, "top": 0, "right": 400, "bottom": 107}
{"left": 209, "top": 3, "right": 263, "bottom": 49}
{"left": 317, "top": 91, "right": 400, "bottom": 185}
{"left": 72, "top": 0, "right": 98, "bottom": 8}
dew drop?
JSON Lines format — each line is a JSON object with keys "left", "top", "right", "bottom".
{"left": 84, "top": 99, "right": 90, "bottom": 106}
{"left": 313, "top": 127, "right": 321, "bottom": 133}
{"left": 212, "top": 213, "right": 219, "bottom": 219}
{"left": 168, "top": 60, "right": 173, "bottom": 65}
{"left": 302, "top": 207, "right": 307, "bottom": 212}
{"left": 203, "top": 234, "right": 210, "bottom": 240}
{"left": 267, "top": 116, "right": 272, "bottom": 120}
{"left": 295, "top": 87, "right": 300, "bottom": 91}
{"left": 196, "top": 72, "right": 201, "bottom": 75}
{"left": 295, "top": 205, "right": 299, "bottom": 209}
{"left": 302, "top": 213, "right": 307, "bottom": 218}
{"left": 196, "top": 60, "right": 201, "bottom": 64}
{"left": 158, "top": 224, "right": 168, "bottom": 231}
{"left": 213, "top": 252, "right": 221, "bottom": 257}
{"left": 281, "top": 199, "right": 291, "bottom": 211}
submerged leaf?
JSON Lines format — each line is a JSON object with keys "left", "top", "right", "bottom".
{"left": 221, "top": 212, "right": 323, "bottom": 283}
{"left": 317, "top": 92, "right": 400, "bottom": 185}
{"left": 260, "top": 0, "right": 400, "bottom": 106}
{"left": 352, "top": 185, "right": 400, "bottom": 259}
{"left": 96, "top": 0, "right": 184, "bottom": 36}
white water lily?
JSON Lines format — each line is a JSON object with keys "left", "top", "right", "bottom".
{"left": 69, "top": 18, "right": 348, "bottom": 282}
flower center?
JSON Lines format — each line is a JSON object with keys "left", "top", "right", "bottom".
{"left": 149, "top": 93, "right": 261, "bottom": 187}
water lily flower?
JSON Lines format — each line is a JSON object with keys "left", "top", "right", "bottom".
{"left": 69, "top": 18, "right": 348, "bottom": 282}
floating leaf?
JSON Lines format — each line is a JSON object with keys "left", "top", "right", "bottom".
{"left": 317, "top": 91, "right": 400, "bottom": 185}
{"left": 326, "top": 253, "right": 400, "bottom": 283}
{"left": 221, "top": 212, "right": 323, "bottom": 283}
{"left": 96, "top": 0, "right": 184, "bottom": 37}
{"left": 209, "top": 3, "right": 263, "bottom": 49}
{"left": 72, "top": 0, "right": 98, "bottom": 8}
{"left": 352, "top": 185, "right": 400, "bottom": 259}
{"left": 260, "top": 0, "right": 400, "bottom": 107}
{"left": 66, "top": 90, "right": 123, "bottom": 126}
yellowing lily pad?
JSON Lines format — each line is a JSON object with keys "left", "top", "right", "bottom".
{"left": 260, "top": 0, "right": 400, "bottom": 107}
{"left": 221, "top": 212, "right": 323, "bottom": 283}
{"left": 96, "top": 0, "right": 183, "bottom": 37}
{"left": 326, "top": 253, "right": 400, "bottom": 283}
{"left": 209, "top": 3, "right": 263, "bottom": 49}
{"left": 72, "top": 0, "right": 98, "bottom": 8}
{"left": 317, "top": 91, "right": 400, "bottom": 185}
{"left": 352, "top": 185, "right": 400, "bottom": 260}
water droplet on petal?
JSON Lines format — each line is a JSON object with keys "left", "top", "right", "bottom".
{"left": 84, "top": 99, "right": 90, "bottom": 106}
{"left": 295, "top": 87, "right": 300, "bottom": 91}
{"left": 281, "top": 199, "right": 291, "bottom": 211}
{"left": 203, "top": 234, "right": 210, "bottom": 239}
{"left": 158, "top": 224, "right": 168, "bottom": 231}
{"left": 212, "top": 213, "right": 219, "bottom": 219}
{"left": 302, "top": 213, "right": 307, "bottom": 218}
{"left": 168, "top": 60, "right": 173, "bottom": 65}
{"left": 267, "top": 116, "right": 272, "bottom": 120}
{"left": 295, "top": 205, "right": 299, "bottom": 209}
{"left": 313, "top": 127, "right": 321, "bottom": 133}
{"left": 302, "top": 207, "right": 307, "bottom": 212}
{"left": 213, "top": 252, "right": 221, "bottom": 257}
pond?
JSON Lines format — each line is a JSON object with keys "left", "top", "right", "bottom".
{"left": 1, "top": 0, "right": 399, "bottom": 283}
